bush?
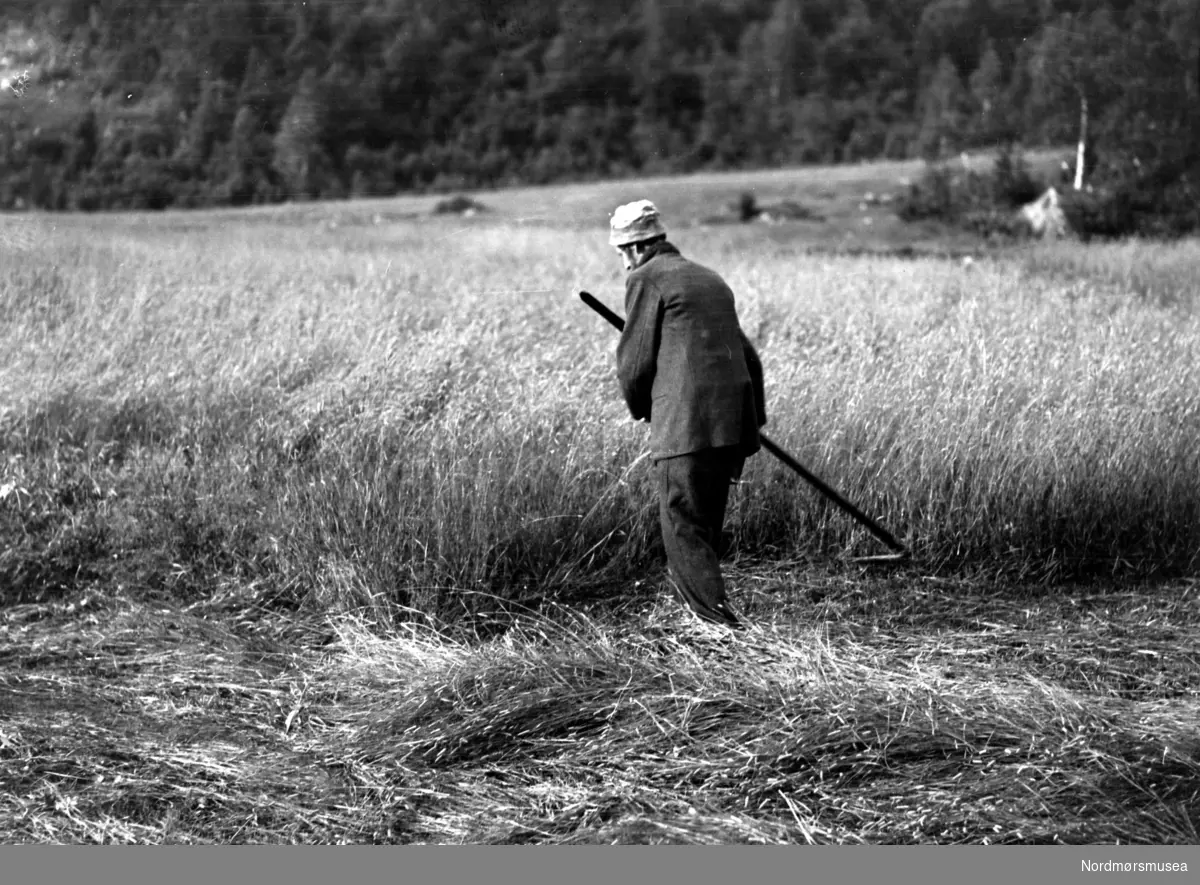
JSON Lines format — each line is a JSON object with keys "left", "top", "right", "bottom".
{"left": 121, "top": 156, "right": 187, "bottom": 210}
{"left": 736, "top": 191, "right": 759, "bottom": 221}
{"left": 896, "top": 163, "right": 994, "bottom": 220}
{"left": 992, "top": 149, "right": 1044, "bottom": 208}
{"left": 344, "top": 144, "right": 397, "bottom": 198}
{"left": 895, "top": 163, "right": 957, "bottom": 222}
{"left": 433, "top": 194, "right": 488, "bottom": 215}
{"left": 1061, "top": 164, "right": 1200, "bottom": 241}
{"left": 896, "top": 151, "right": 1046, "bottom": 240}
{"left": 1059, "top": 188, "right": 1131, "bottom": 240}
{"left": 961, "top": 208, "right": 1030, "bottom": 240}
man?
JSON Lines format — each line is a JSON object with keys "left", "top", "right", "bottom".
{"left": 609, "top": 199, "right": 767, "bottom": 629}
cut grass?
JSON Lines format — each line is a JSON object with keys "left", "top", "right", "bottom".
{"left": 2, "top": 578, "right": 1196, "bottom": 844}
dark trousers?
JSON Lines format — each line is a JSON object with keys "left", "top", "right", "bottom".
{"left": 658, "top": 447, "right": 745, "bottom": 627}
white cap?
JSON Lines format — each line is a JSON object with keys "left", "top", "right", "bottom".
{"left": 609, "top": 200, "right": 667, "bottom": 247}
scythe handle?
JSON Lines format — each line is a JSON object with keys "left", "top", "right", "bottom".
{"left": 579, "top": 290, "right": 908, "bottom": 556}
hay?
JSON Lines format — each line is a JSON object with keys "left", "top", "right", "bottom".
{"left": 311, "top": 582, "right": 1199, "bottom": 844}
{"left": 3, "top": 578, "right": 1197, "bottom": 843}
{"left": 0, "top": 589, "right": 380, "bottom": 843}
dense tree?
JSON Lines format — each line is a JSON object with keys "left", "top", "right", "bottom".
{"left": 175, "top": 79, "right": 236, "bottom": 168}
{"left": 967, "top": 40, "right": 1010, "bottom": 146}
{"left": 761, "top": 0, "right": 809, "bottom": 102}
{"left": 224, "top": 103, "right": 277, "bottom": 204}
{"left": 916, "top": 57, "right": 971, "bottom": 159}
{"left": 1028, "top": 10, "right": 1121, "bottom": 187}
{"left": 272, "top": 68, "right": 326, "bottom": 198}
{"left": 915, "top": 0, "right": 985, "bottom": 77}
{"left": 819, "top": 2, "right": 894, "bottom": 97}
{"left": 696, "top": 47, "right": 746, "bottom": 166}
{"left": 0, "top": 0, "right": 1191, "bottom": 234}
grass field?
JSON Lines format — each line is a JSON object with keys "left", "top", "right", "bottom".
{"left": 2, "top": 158, "right": 1199, "bottom": 843}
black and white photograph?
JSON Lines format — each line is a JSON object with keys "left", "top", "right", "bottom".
{"left": 1, "top": 0, "right": 1199, "bottom": 863}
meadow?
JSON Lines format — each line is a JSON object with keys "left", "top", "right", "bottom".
{"left": 1, "top": 160, "right": 1198, "bottom": 843}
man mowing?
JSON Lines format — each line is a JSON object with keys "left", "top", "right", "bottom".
{"left": 609, "top": 199, "right": 767, "bottom": 629}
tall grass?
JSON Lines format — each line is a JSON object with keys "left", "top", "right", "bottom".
{"left": 2, "top": 212, "right": 1198, "bottom": 619}
{"left": 731, "top": 249, "right": 1200, "bottom": 579}
{"left": 1020, "top": 237, "right": 1200, "bottom": 311}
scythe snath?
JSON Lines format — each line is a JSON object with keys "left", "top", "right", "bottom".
{"left": 580, "top": 290, "right": 910, "bottom": 564}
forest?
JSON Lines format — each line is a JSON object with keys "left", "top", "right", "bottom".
{"left": 0, "top": 0, "right": 1197, "bottom": 232}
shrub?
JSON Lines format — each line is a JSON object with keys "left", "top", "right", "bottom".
{"left": 737, "top": 191, "right": 759, "bottom": 222}
{"left": 896, "top": 151, "right": 1047, "bottom": 240}
{"left": 992, "top": 149, "right": 1044, "bottom": 208}
{"left": 961, "top": 208, "right": 1029, "bottom": 240}
{"left": 433, "top": 194, "right": 488, "bottom": 215}
{"left": 121, "top": 156, "right": 186, "bottom": 210}
{"left": 1059, "top": 188, "right": 1131, "bottom": 240}
{"left": 1056, "top": 150, "right": 1200, "bottom": 240}
{"left": 895, "top": 163, "right": 957, "bottom": 222}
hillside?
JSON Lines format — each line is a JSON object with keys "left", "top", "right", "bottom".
{"left": 0, "top": 0, "right": 1196, "bottom": 236}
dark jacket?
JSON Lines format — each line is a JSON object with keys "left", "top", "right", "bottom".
{"left": 616, "top": 241, "right": 766, "bottom": 460}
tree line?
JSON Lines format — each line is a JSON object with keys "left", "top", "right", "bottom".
{"left": 1, "top": 0, "right": 1197, "bottom": 229}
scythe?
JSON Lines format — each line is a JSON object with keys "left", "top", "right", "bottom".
{"left": 580, "top": 290, "right": 909, "bottom": 564}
